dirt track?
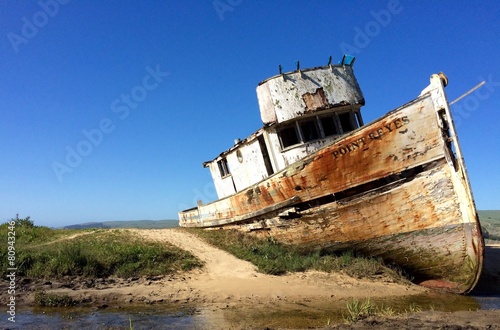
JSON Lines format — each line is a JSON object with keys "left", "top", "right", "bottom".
{"left": 128, "top": 228, "right": 424, "bottom": 304}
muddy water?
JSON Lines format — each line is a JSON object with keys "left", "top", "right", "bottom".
{"left": 214, "top": 293, "right": 491, "bottom": 329}
{"left": 13, "top": 305, "right": 205, "bottom": 329}
{"left": 9, "top": 293, "right": 499, "bottom": 330}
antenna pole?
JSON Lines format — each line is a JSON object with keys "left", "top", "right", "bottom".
{"left": 450, "top": 81, "right": 485, "bottom": 105}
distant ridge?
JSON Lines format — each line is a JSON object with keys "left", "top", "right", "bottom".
{"left": 63, "top": 220, "right": 179, "bottom": 230}
{"left": 478, "top": 210, "right": 500, "bottom": 243}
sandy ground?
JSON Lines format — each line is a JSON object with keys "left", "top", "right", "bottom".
{"left": 5, "top": 229, "right": 500, "bottom": 329}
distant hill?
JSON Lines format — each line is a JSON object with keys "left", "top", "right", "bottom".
{"left": 63, "top": 220, "right": 179, "bottom": 230}
{"left": 478, "top": 210, "right": 500, "bottom": 243}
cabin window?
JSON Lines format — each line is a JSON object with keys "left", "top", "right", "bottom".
{"left": 279, "top": 125, "right": 300, "bottom": 148}
{"left": 339, "top": 111, "right": 356, "bottom": 132}
{"left": 320, "top": 116, "right": 339, "bottom": 137}
{"left": 217, "top": 158, "right": 230, "bottom": 177}
{"left": 278, "top": 110, "right": 363, "bottom": 150}
{"left": 300, "top": 119, "right": 319, "bottom": 142}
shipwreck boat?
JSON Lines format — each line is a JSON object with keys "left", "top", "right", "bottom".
{"left": 179, "top": 55, "right": 484, "bottom": 294}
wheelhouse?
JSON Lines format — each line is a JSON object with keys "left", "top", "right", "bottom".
{"left": 203, "top": 56, "right": 365, "bottom": 199}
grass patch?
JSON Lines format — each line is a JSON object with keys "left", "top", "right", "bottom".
{"left": 34, "top": 290, "right": 77, "bottom": 307}
{"left": 185, "top": 228, "right": 408, "bottom": 282}
{"left": 342, "top": 298, "right": 418, "bottom": 323}
{"left": 0, "top": 215, "right": 204, "bottom": 280}
{"left": 343, "top": 298, "right": 376, "bottom": 323}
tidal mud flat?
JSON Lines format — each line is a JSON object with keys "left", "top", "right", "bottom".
{"left": 2, "top": 230, "right": 499, "bottom": 329}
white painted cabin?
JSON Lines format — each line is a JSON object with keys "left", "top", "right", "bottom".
{"left": 203, "top": 57, "right": 365, "bottom": 200}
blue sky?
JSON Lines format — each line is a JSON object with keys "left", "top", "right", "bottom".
{"left": 1, "top": 1, "right": 499, "bottom": 227}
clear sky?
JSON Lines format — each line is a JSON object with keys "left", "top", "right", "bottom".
{"left": 1, "top": 1, "right": 499, "bottom": 227}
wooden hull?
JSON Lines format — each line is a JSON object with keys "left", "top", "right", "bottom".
{"left": 179, "top": 75, "right": 484, "bottom": 293}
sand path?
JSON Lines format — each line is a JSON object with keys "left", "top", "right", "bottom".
{"left": 131, "top": 228, "right": 258, "bottom": 280}
{"left": 125, "top": 228, "right": 425, "bottom": 304}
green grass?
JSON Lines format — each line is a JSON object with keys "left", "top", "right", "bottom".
{"left": 185, "top": 228, "right": 408, "bottom": 282}
{"left": 0, "top": 216, "right": 203, "bottom": 280}
{"left": 34, "top": 290, "right": 77, "bottom": 307}
{"left": 343, "top": 299, "right": 376, "bottom": 323}
{"left": 341, "top": 298, "right": 419, "bottom": 324}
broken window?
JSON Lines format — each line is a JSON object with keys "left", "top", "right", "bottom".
{"left": 320, "top": 116, "right": 339, "bottom": 137}
{"left": 278, "top": 110, "right": 363, "bottom": 150}
{"left": 300, "top": 119, "right": 320, "bottom": 142}
{"left": 339, "top": 111, "right": 356, "bottom": 133}
{"left": 279, "top": 125, "right": 300, "bottom": 149}
{"left": 217, "top": 158, "right": 230, "bottom": 177}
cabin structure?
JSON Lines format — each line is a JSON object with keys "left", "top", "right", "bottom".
{"left": 203, "top": 56, "right": 365, "bottom": 199}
